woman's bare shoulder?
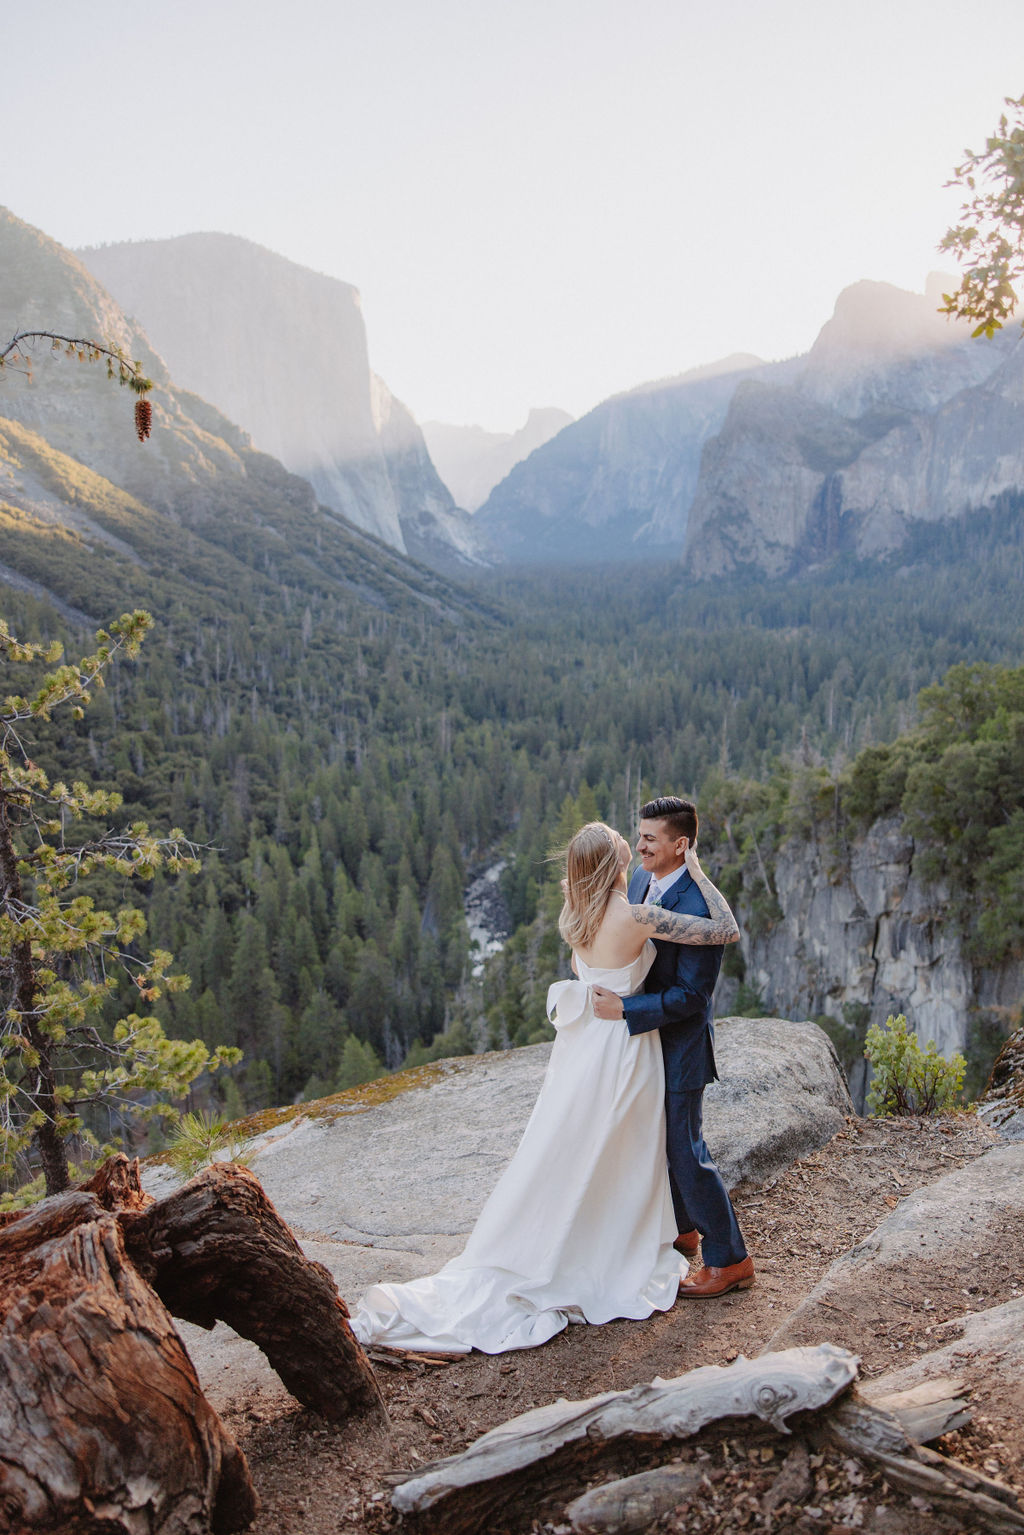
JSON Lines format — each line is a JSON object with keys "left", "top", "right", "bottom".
{"left": 579, "top": 901, "right": 649, "bottom": 967}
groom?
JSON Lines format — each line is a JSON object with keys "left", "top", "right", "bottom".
{"left": 592, "top": 795, "right": 754, "bottom": 1297}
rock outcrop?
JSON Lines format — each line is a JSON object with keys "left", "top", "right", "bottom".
{"left": 725, "top": 815, "right": 1024, "bottom": 1105}
{"left": 684, "top": 279, "right": 1024, "bottom": 577}
{"left": 765, "top": 1141, "right": 1024, "bottom": 1355}
{"left": 77, "top": 231, "right": 485, "bottom": 570}
{"left": 860, "top": 1294, "right": 1024, "bottom": 1423}
{"left": 143, "top": 1019, "right": 851, "bottom": 1338}
{"left": 475, "top": 354, "right": 769, "bottom": 562}
{"left": 702, "top": 1017, "right": 852, "bottom": 1187}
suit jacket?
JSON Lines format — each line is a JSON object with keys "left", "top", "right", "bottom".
{"left": 621, "top": 866, "right": 722, "bottom": 1093}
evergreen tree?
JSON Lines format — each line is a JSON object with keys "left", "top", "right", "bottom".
{"left": 0, "top": 613, "right": 237, "bottom": 1197}
{"left": 335, "top": 1034, "right": 384, "bottom": 1091}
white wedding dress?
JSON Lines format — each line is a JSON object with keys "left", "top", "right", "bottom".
{"left": 349, "top": 940, "right": 682, "bottom": 1354}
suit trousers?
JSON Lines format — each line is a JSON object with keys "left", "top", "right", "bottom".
{"left": 666, "top": 1087, "right": 747, "bottom": 1270}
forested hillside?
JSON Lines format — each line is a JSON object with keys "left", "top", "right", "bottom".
{"left": 459, "top": 498, "right": 1024, "bottom": 1061}
{"left": 4, "top": 453, "right": 1022, "bottom": 1140}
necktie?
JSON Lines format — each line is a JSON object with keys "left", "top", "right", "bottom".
{"left": 646, "top": 877, "right": 661, "bottom": 905}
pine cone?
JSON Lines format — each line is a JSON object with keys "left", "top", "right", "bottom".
{"left": 134, "top": 397, "right": 153, "bottom": 442}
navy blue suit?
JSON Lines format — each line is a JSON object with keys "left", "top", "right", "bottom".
{"left": 621, "top": 866, "right": 747, "bottom": 1269}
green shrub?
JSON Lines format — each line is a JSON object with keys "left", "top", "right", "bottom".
{"left": 864, "top": 1013, "right": 966, "bottom": 1117}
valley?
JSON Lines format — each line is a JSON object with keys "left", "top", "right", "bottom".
{"left": 2, "top": 204, "right": 1023, "bottom": 1185}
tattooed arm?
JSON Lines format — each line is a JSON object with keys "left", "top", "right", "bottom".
{"left": 629, "top": 847, "right": 739, "bottom": 945}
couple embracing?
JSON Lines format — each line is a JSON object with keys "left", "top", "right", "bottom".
{"left": 351, "top": 796, "right": 753, "bottom": 1355}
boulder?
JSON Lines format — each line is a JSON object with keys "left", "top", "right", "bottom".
{"left": 977, "top": 1024, "right": 1024, "bottom": 1141}
{"left": 705, "top": 1017, "right": 853, "bottom": 1187}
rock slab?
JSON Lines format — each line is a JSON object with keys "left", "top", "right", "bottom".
{"left": 142, "top": 1019, "right": 850, "bottom": 1403}
{"left": 764, "top": 1141, "right": 1024, "bottom": 1355}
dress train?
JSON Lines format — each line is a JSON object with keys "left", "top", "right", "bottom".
{"left": 350, "top": 941, "right": 681, "bottom": 1354}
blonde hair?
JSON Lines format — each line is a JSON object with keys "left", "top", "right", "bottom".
{"left": 558, "top": 822, "right": 621, "bottom": 951}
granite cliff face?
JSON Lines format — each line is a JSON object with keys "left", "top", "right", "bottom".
{"left": 368, "top": 376, "right": 484, "bottom": 568}
{"left": 0, "top": 209, "right": 299, "bottom": 528}
{"left": 475, "top": 355, "right": 770, "bottom": 562}
{"left": 0, "top": 207, "right": 479, "bottom": 627}
{"left": 422, "top": 408, "right": 573, "bottom": 512}
{"left": 77, "top": 233, "right": 484, "bottom": 571}
{"left": 470, "top": 276, "right": 1024, "bottom": 573}
{"left": 684, "top": 280, "right": 1023, "bottom": 578}
{"left": 725, "top": 815, "right": 1024, "bottom": 1106}
{"left": 799, "top": 275, "right": 999, "bottom": 416}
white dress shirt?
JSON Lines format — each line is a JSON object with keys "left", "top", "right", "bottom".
{"left": 646, "top": 863, "right": 686, "bottom": 902}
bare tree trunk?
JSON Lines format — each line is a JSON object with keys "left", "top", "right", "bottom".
{"left": 21, "top": 1015, "right": 69, "bottom": 1194}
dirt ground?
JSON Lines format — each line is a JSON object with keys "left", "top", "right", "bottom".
{"left": 215, "top": 1114, "right": 1023, "bottom": 1534}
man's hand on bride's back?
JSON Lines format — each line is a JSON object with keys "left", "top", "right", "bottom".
{"left": 591, "top": 985, "right": 625, "bottom": 1020}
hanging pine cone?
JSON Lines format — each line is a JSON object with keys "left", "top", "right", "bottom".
{"left": 134, "top": 397, "right": 153, "bottom": 442}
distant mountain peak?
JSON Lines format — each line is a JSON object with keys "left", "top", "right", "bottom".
{"left": 81, "top": 229, "right": 361, "bottom": 302}
{"left": 808, "top": 278, "right": 970, "bottom": 364}
{"left": 682, "top": 282, "right": 1024, "bottom": 579}
{"left": 0, "top": 205, "right": 161, "bottom": 381}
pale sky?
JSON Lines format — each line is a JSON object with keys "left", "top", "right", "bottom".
{"left": 4, "top": 0, "right": 1023, "bottom": 432}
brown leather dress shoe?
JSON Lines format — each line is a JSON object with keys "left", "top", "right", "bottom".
{"left": 673, "top": 1229, "right": 700, "bottom": 1257}
{"left": 678, "top": 1256, "right": 755, "bottom": 1297}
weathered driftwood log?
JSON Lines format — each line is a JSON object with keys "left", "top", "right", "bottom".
{"left": 863, "top": 1374, "right": 972, "bottom": 1445}
{"left": 562, "top": 1378, "right": 985, "bottom": 1535}
{"left": 823, "top": 1394, "right": 1024, "bottom": 1533}
{"left": 0, "top": 1191, "right": 255, "bottom": 1535}
{"left": 390, "top": 1344, "right": 859, "bottom": 1534}
{"left": 392, "top": 1344, "right": 1024, "bottom": 1535}
{"left": 121, "top": 1162, "right": 386, "bottom": 1425}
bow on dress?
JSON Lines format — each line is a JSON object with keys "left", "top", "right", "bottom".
{"left": 546, "top": 978, "right": 591, "bottom": 1029}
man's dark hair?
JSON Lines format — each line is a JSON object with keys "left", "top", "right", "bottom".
{"left": 639, "top": 795, "right": 698, "bottom": 845}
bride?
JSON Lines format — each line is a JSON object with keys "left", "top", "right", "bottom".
{"left": 349, "top": 821, "right": 740, "bottom": 1354}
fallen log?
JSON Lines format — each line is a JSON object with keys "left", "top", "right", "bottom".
{"left": 0, "top": 1192, "right": 255, "bottom": 1535}
{"left": 564, "top": 1462, "right": 706, "bottom": 1534}
{"left": 390, "top": 1343, "right": 859, "bottom": 1534}
{"left": 391, "top": 1344, "right": 1024, "bottom": 1535}
{"left": 822, "top": 1394, "right": 1024, "bottom": 1533}
{"left": 863, "top": 1374, "right": 972, "bottom": 1444}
